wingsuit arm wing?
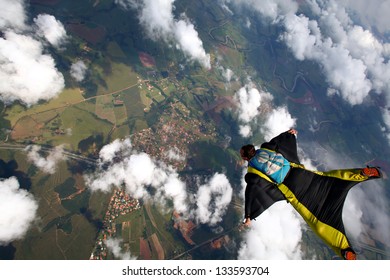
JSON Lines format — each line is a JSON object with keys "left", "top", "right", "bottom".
{"left": 261, "top": 130, "right": 301, "bottom": 164}
{"left": 244, "top": 173, "right": 286, "bottom": 220}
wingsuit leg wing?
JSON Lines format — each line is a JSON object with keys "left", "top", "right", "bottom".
{"left": 280, "top": 165, "right": 382, "bottom": 259}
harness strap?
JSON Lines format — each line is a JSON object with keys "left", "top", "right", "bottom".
{"left": 247, "top": 166, "right": 274, "bottom": 184}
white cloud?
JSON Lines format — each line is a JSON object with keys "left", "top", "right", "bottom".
{"left": 105, "top": 237, "right": 136, "bottom": 260}
{"left": 338, "top": 0, "right": 390, "bottom": 34}
{"left": 173, "top": 18, "right": 211, "bottom": 69}
{"left": 235, "top": 85, "right": 262, "bottom": 124}
{"left": 345, "top": 183, "right": 390, "bottom": 248}
{"left": 165, "top": 147, "right": 186, "bottom": 161}
{"left": 0, "top": 31, "right": 65, "bottom": 106}
{"left": 158, "top": 173, "right": 188, "bottom": 213}
{"left": 280, "top": 12, "right": 373, "bottom": 106}
{"left": 238, "top": 124, "right": 252, "bottom": 138}
{"left": 117, "top": 0, "right": 210, "bottom": 69}
{"left": 0, "top": 0, "right": 27, "bottom": 31}
{"left": 238, "top": 201, "right": 303, "bottom": 260}
{"left": 194, "top": 173, "right": 233, "bottom": 226}
{"left": 233, "top": 83, "right": 295, "bottom": 139}
{"left": 280, "top": 13, "right": 319, "bottom": 61}
{"left": 261, "top": 106, "right": 296, "bottom": 141}
{"left": 34, "top": 14, "right": 68, "bottom": 48}
{"left": 70, "top": 60, "right": 88, "bottom": 82}
{"left": 223, "top": 0, "right": 298, "bottom": 22}
{"left": 25, "top": 145, "right": 65, "bottom": 174}
{"left": 284, "top": 1, "right": 390, "bottom": 107}
{"left": 98, "top": 137, "right": 132, "bottom": 164}
{"left": 234, "top": 83, "right": 273, "bottom": 137}
{"left": 381, "top": 108, "right": 390, "bottom": 142}
{"left": 0, "top": 177, "right": 38, "bottom": 245}
{"left": 135, "top": 0, "right": 174, "bottom": 38}
{"left": 222, "top": 68, "right": 234, "bottom": 83}
{"left": 0, "top": 4, "right": 66, "bottom": 106}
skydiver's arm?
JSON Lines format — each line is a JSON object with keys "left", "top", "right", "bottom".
{"left": 244, "top": 185, "right": 253, "bottom": 220}
{"left": 261, "top": 129, "right": 301, "bottom": 164}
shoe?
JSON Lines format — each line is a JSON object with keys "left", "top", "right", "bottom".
{"left": 345, "top": 251, "right": 357, "bottom": 260}
{"left": 361, "top": 166, "right": 382, "bottom": 178}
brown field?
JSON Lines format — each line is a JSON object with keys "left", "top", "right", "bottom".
{"left": 67, "top": 23, "right": 106, "bottom": 44}
{"left": 122, "top": 221, "right": 131, "bottom": 243}
{"left": 113, "top": 105, "right": 128, "bottom": 125}
{"left": 95, "top": 95, "right": 116, "bottom": 124}
{"left": 150, "top": 233, "right": 165, "bottom": 260}
{"left": 139, "top": 52, "right": 156, "bottom": 68}
{"left": 139, "top": 238, "right": 151, "bottom": 260}
{"left": 11, "top": 116, "right": 43, "bottom": 140}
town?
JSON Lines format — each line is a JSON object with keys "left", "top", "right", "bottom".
{"left": 89, "top": 189, "right": 140, "bottom": 260}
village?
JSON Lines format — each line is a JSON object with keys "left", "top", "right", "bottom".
{"left": 89, "top": 189, "right": 140, "bottom": 260}
{"left": 131, "top": 100, "right": 217, "bottom": 171}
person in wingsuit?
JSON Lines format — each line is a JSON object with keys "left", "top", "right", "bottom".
{"left": 240, "top": 129, "right": 382, "bottom": 260}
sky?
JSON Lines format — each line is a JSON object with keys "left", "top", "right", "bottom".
{"left": 0, "top": 0, "right": 389, "bottom": 259}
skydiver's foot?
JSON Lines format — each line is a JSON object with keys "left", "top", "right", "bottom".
{"left": 342, "top": 248, "right": 357, "bottom": 260}
{"left": 361, "top": 166, "right": 382, "bottom": 178}
{"left": 344, "top": 251, "right": 357, "bottom": 260}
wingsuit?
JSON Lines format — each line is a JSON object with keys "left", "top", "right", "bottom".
{"left": 242, "top": 130, "right": 382, "bottom": 260}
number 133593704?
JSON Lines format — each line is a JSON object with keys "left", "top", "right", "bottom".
{"left": 215, "top": 266, "right": 269, "bottom": 276}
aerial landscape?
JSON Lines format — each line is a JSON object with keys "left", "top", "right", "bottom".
{"left": 0, "top": 0, "right": 389, "bottom": 260}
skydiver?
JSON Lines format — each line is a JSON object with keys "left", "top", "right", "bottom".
{"left": 240, "top": 129, "right": 382, "bottom": 260}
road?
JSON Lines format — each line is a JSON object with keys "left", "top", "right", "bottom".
{"left": 0, "top": 143, "right": 99, "bottom": 166}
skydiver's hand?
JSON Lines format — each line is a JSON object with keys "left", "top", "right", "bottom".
{"left": 243, "top": 218, "right": 251, "bottom": 227}
{"left": 288, "top": 129, "right": 297, "bottom": 135}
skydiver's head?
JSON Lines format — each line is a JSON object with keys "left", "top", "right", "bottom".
{"left": 240, "top": 144, "right": 256, "bottom": 161}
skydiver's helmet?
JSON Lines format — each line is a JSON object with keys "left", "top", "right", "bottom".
{"left": 240, "top": 144, "right": 256, "bottom": 161}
